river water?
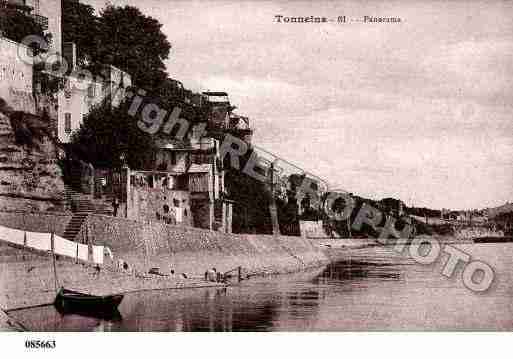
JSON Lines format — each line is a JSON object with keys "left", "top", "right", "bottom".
{"left": 11, "top": 243, "right": 513, "bottom": 331}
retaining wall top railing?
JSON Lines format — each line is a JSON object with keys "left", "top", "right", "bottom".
{"left": 0, "top": 224, "right": 108, "bottom": 264}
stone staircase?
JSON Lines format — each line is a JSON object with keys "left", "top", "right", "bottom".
{"left": 62, "top": 162, "right": 119, "bottom": 240}
{"left": 64, "top": 184, "right": 80, "bottom": 207}
{"left": 63, "top": 184, "right": 95, "bottom": 241}
{"left": 63, "top": 185, "right": 117, "bottom": 240}
{"left": 62, "top": 212, "right": 89, "bottom": 241}
{"left": 69, "top": 165, "right": 82, "bottom": 192}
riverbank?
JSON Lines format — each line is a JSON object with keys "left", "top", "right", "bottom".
{"left": 0, "top": 211, "right": 329, "bottom": 318}
{"left": 8, "top": 241, "right": 512, "bottom": 331}
{"left": 309, "top": 234, "right": 474, "bottom": 250}
{"left": 2, "top": 211, "right": 484, "bottom": 331}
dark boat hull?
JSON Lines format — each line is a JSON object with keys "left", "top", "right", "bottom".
{"left": 54, "top": 288, "right": 123, "bottom": 318}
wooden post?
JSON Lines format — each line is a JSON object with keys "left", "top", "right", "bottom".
{"left": 86, "top": 220, "right": 92, "bottom": 263}
{"left": 22, "top": 215, "right": 27, "bottom": 261}
{"left": 238, "top": 266, "right": 242, "bottom": 283}
{"left": 51, "top": 232, "right": 59, "bottom": 293}
{"left": 125, "top": 166, "right": 131, "bottom": 218}
{"left": 347, "top": 216, "right": 352, "bottom": 238}
{"left": 269, "top": 162, "right": 281, "bottom": 236}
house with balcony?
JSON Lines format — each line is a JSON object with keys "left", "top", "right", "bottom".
{"left": 119, "top": 133, "right": 233, "bottom": 232}
{"left": 6, "top": 0, "right": 62, "bottom": 52}
{"left": 154, "top": 135, "right": 232, "bottom": 232}
{"left": 202, "top": 91, "right": 253, "bottom": 144}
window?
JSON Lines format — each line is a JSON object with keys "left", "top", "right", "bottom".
{"left": 88, "top": 84, "right": 95, "bottom": 98}
{"left": 64, "top": 81, "right": 72, "bottom": 98}
{"left": 64, "top": 113, "right": 71, "bottom": 133}
{"left": 34, "top": 0, "right": 40, "bottom": 14}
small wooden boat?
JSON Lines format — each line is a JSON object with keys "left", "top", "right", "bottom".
{"left": 54, "top": 287, "right": 124, "bottom": 316}
{"left": 48, "top": 232, "right": 123, "bottom": 319}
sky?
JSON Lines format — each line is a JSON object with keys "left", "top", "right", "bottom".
{"left": 84, "top": 0, "right": 513, "bottom": 210}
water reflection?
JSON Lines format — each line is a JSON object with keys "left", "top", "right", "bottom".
{"left": 117, "top": 286, "right": 283, "bottom": 331}
{"left": 8, "top": 306, "right": 123, "bottom": 332}
{"left": 317, "top": 260, "right": 401, "bottom": 282}
{"left": 11, "top": 258, "right": 400, "bottom": 331}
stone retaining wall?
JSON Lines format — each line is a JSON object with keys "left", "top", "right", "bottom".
{"left": 0, "top": 211, "right": 71, "bottom": 237}
{"left": 0, "top": 245, "right": 228, "bottom": 312}
{"left": 80, "top": 214, "right": 328, "bottom": 276}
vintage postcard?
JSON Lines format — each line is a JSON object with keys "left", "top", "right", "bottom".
{"left": 0, "top": 0, "right": 512, "bottom": 352}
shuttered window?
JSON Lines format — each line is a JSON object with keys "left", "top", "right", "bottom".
{"left": 64, "top": 113, "right": 71, "bottom": 133}
{"left": 188, "top": 173, "right": 209, "bottom": 192}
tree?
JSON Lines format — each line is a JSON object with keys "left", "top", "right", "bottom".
{"left": 70, "top": 96, "right": 157, "bottom": 170}
{"left": 224, "top": 148, "right": 274, "bottom": 234}
{"left": 62, "top": 0, "right": 98, "bottom": 67}
{"left": 95, "top": 5, "right": 171, "bottom": 91}
{"left": 62, "top": 3, "right": 171, "bottom": 91}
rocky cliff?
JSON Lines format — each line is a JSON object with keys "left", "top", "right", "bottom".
{"left": 0, "top": 98, "right": 65, "bottom": 211}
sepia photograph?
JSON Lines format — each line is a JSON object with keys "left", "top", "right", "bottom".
{"left": 0, "top": 0, "right": 512, "bottom": 351}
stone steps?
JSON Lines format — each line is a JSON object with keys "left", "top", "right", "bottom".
{"left": 62, "top": 212, "right": 90, "bottom": 240}
{"left": 63, "top": 164, "right": 116, "bottom": 224}
{"left": 63, "top": 181, "right": 96, "bottom": 240}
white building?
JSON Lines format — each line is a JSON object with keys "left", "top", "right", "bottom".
{"left": 4, "top": 1, "right": 132, "bottom": 143}
{"left": 57, "top": 64, "right": 131, "bottom": 143}
{"left": 0, "top": 36, "right": 34, "bottom": 112}
{"left": 2, "top": 0, "right": 61, "bottom": 113}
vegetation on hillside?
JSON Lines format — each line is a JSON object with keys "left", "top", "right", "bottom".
{"left": 62, "top": 0, "right": 98, "bottom": 67}
{"left": 224, "top": 148, "right": 274, "bottom": 234}
{"left": 70, "top": 97, "right": 157, "bottom": 170}
{"left": 62, "top": 1, "right": 171, "bottom": 91}
{"left": 0, "top": 1, "right": 50, "bottom": 52}
{"left": 66, "top": 1, "right": 207, "bottom": 168}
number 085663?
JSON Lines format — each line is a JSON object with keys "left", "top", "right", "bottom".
{"left": 25, "top": 340, "right": 56, "bottom": 349}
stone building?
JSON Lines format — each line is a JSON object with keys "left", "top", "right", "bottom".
{"left": 100, "top": 134, "right": 233, "bottom": 232}
{"left": 150, "top": 135, "right": 232, "bottom": 232}
{"left": 202, "top": 91, "right": 253, "bottom": 145}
